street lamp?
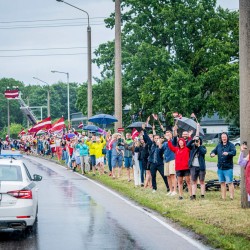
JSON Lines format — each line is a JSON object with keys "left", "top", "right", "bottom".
{"left": 51, "top": 70, "right": 70, "bottom": 125}
{"left": 56, "top": 0, "right": 92, "bottom": 122}
{"left": 33, "top": 77, "right": 51, "bottom": 117}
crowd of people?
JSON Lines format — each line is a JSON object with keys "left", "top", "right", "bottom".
{"left": 1, "top": 116, "right": 247, "bottom": 201}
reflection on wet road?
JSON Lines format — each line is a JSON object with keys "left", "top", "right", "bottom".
{"left": 0, "top": 156, "right": 208, "bottom": 250}
{"left": 0, "top": 158, "right": 144, "bottom": 250}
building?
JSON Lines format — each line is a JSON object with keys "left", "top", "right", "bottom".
{"left": 70, "top": 112, "right": 88, "bottom": 129}
{"left": 200, "top": 113, "right": 230, "bottom": 134}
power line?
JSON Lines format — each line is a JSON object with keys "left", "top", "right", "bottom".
{"left": 0, "top": 23, "right": 106, "bottom": 30}
{"left": 0, "top": 17, "right": 108, "bottom": 24}
{"left": 0, "top": 53, "right": 88, "bottom": 58}
{"left": 0, "top": 46, "right": 98, "bottom": 52}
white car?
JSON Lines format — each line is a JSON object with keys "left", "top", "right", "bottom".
{"left": 230, "top": 138, "right": 241, "bottom": 146}
{"left": 0, "top": 154, "right": 42, "bottom": 231}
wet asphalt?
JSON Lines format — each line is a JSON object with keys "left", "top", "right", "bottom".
{"left": 0, "top": 155, "right": 210, "bottom": 250}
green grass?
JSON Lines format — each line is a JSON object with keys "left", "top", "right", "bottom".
{"left": 35, "top": 153, "right": 250, "bottom": 249}
{"left": 86, "top": 168, "right": 250, "bottom": 250}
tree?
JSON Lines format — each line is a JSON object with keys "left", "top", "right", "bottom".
{"left": 0, "top": 78, "right": 81, "bottom": 131}
{"left": 92, "top": 0, "right": 239, "bottom": 127}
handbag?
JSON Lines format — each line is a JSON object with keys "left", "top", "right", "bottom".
{"left": 102, "top": 148, "right": 107, "bottom": 155}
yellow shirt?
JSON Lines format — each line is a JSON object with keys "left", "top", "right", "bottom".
{"left": 85, "top": 140, "right": 96, "bottom": 155}
{"left": 93, "top": 137, "right": 106, "bottom": 158}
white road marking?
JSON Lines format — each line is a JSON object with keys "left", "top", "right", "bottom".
{"left": 30, "top": 156, "right": 208, "bottom": 250}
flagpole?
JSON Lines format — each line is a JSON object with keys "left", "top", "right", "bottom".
{"left": 7, "top": 99, "right": 10, "bottom": 138}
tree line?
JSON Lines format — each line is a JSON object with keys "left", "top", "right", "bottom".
{"left": 1, "top": 0, "right": 239, "bottom": 137}
{"left": 78, "top": 0, "right": 239, "bottom": 128}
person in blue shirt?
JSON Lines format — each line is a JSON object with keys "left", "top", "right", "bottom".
{"left": 210, "top": 132, "right": 236, "bottom": 200}
{"left": 75, "top": 139, "right": 89, "bottom": 174}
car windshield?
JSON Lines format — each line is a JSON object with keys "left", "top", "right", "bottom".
{"left": 0, "top": 165, "right": 23, "bottom": 181}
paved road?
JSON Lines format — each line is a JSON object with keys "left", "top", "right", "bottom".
{"left": 0, "top": 155, "right": 210, "bottom": 250}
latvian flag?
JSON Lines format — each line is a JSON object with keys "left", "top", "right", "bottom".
{"left": 50, "top": 117, "right": 65, "bottom": 132}
{"left": 28, "top": 117, "right": 52, "bottom": 133}
{"left": 78, "top": 122, "right": 83, "bottom": 129}
{"left": 5, "top": 89, "right": 19, "bottom": 99}
{"left": 18, "top": 129, "right": 26, "bottom": 137}
{"left": 132, "top": 128, "right": 140, "bottom": 140}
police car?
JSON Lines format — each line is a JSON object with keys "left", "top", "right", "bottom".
{"left": 0, "top": 154, "right": 42, "bottom": 231}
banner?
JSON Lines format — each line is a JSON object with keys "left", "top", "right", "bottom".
{"left": 78, "top": 122, "right": 83, "bottom": 129}
{"left": 132, "top": 128, "right": 139, "bottom": 140}
{"left": 28, "top": 117, "right": 52, "bottom": 133}
{"left": 50, "top": 117, "right": 65, "bottom": 132}
{"left": 4, "top": 89, "right": 19, "bottom": 99}
{"left": 18, "top": 129, "right": 26, "bottom": 137}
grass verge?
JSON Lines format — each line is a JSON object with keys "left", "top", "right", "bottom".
{"left": 85, "top": 168, "right": 250, "bottom": 250}
{"left": 35, "top": 154, "right": 249, "bottom": 249}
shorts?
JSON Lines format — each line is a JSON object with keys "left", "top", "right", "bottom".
{"left": 176, "top": 169, "right": 190, "bottom": 177}
{"left": 164, "top": 160, "right": 175, "bottom": 176}
{"left": 96, "top": 157, "right": 104, "bottom": 165}
{"left": 142, "top": 160, "right": 150, "bottom": 170}
{"left": 217, "top": 168, "right": 233, "bottom": 183}
{"left": 90, "top": 155, "right": 96, "bottom": 166}
{"left": 124, "top": 157, "right": 133, "bottom": 168}
{"left": 190, "top": 167, "right": 206, "bottom": 182}
{"left": 112, "top": 155, "right": 123, "bottom": 168}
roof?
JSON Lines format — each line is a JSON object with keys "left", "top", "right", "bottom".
{"left": 200, "top": 113, "right": 229, "bottom": 126}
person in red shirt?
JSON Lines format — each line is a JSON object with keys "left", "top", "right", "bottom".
{"left": 167, "top": 137, "right": 192, "bottom": 200}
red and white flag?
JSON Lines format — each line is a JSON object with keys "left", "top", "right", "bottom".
{"left": 50, "top": 117, "right": 65, "bottom": 132}
{"left": 18, "top": 129, "right": 26, "bottom": 137}
{"left": 28, "top": 117, "right": 52, "bottom": 133}
{"left": 132, "top": 128, "right": 140, "bottom": 140}
{"left": 4, "top": 89, "right": 19, "bottom": 99}
{"left": 78, "top": 122, "right": 83, "bottom": 129}
{"left": 172, "top": 112, "right": 179, "bottom": 118}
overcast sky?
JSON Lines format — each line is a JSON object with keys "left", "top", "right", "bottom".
{"left": 0, "top": 0, "right": 239, "bottom": 86}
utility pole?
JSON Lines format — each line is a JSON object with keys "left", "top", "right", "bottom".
{"left": 27, "top": 97, "right": 30, "bottom": 128}
{"left": 47, "top": 86, "right": 50, "bottom": 117}
{"left": 239, "top": 0, "right": 250, "bottom": 208}
{"left": 7, "top": 99, "right": 10, "bottom": 138}
{"left": 114, "top": 0, "right": 122, "bottom": 131}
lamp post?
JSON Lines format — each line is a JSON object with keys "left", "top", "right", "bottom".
{"left": 33, "top": 77, "right": 50, "bottom": 117}
{"left": 56, "top": 0, "right": 92, "bottom": 122}
{"left": 51, "top": 70, "right": 70, "bottom": 125}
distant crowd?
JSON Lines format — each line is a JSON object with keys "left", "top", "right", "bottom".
{"left": 1, "top": 122, "right": 249, "bottom": 201}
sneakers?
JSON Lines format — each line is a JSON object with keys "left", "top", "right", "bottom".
{"left": 152, "top": 189, "right": 157, "bottom": 193}
{"left": 167, "top": 191, "right": 172, "bottom": 196}
{"left": 190, "top": 195, "right": 196, "bottom": 200}
{"left": 170, "top": 191, "right": 177, "bottom": 196}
